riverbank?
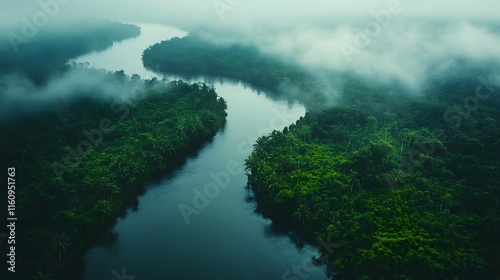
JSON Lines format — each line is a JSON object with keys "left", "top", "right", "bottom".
{"left": 245, "top": 70, "right": 500, "bottom": 279}
{"left": 145, "top": 34, "right": 500, "bottom": 279}
{"left": 0, "top": 74, "right": 227, "bottom": 280}
{"left": 142, "top": 34, "right": 327, "bottom": 107}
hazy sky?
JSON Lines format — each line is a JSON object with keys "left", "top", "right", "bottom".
{"left": 1, "top": 0, "right": 499, "bottom": 30}
{"left": 1, "top": 0, "right": 499, "bottom": 99}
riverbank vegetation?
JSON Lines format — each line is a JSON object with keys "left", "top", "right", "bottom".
{"left": 142, "top": 34, "right": 326, "bottom": 105}
{"left": 0, "top": 19, "right": 140, "bottom": 85}
{"left": 245, "top": 68, "right": 500, "bottom": 279}
{"left": 144, "top": 34, "right": 500, "bottom": 279}
{"left": 0, "top": 67, "right": 227, "bottom": 279}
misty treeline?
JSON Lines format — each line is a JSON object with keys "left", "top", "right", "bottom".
{"left": 142, "top": 34, "right": 327, "bottom": 106}
{"left": 0, "top": 19, "right": 140, "bottom": 85}
{"left": 246, "top": 71, "right": 500, "bottom": 279}
{"left": 0, "top": 67, "right": 227, "bottom": 279}
{"left": 147, "top": 35, "right": 500, "bottom": 279}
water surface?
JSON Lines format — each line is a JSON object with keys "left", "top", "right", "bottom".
{"left": 76, "top": 23, "right": 330, "bottom": 280}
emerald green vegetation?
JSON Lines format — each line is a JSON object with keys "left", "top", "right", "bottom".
{"left": 145, "top": 35, "right": 499, "bottom": 279}
{"left": 0, "top": 67, "right": 227, "bottom": 279}
{"left": 246, "top": 69, "right": 500, "bottom": 279}
{"left": 142, "top": 34, "right": 325, "bottom": 105}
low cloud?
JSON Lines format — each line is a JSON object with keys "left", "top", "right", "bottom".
{"left": 1, "top": 0, "right": 498, "bottom": 104}
{"left": 198, "top": 17, "right": 500, "bottom": 93}
{"left": 1, "top": 1, "right": 498, "bottom": 30}
{"left": 0, "top": 66, "right": 144, "bottom": 119}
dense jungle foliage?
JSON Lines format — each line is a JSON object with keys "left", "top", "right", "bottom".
{"left": 246, "top": 69, "right": 500, "bottom": 279}
{"left": 145, "top": 34, "right": 500, "bottom": 279}
{"left": 0, "top": 68, "right": 227, "bottom": 280}
{"left": 142, "top": 34, "right": 326, "bottom": 105}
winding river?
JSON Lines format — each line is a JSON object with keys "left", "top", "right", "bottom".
{"left": 75, "top": 23, "right": 330, "bottom": 280}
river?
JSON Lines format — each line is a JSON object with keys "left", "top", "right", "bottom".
{"left": 74, "top": 23, "right": 331, "bottom": 280}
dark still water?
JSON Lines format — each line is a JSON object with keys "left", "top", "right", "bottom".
{"left": 75, "top": 23, "right": 330, "bottom": 280}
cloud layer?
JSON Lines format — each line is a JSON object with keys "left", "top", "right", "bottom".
{"left": 0, "top": 66, "right": 144, "bottom": 119}
{"left": 1, "top": 0, "right": 499, "bottom": 104}
{"left": 1, "top": 0, "right": 499, "bottom": 30}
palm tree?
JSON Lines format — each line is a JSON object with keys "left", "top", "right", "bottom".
{"left": 50, "top": 177, "right": 63, "bottom": 191}
{"left": 341, "top": 195, "right": 349, "bottom": 206}
{"left": 440, "top": 193, "right": 453, "bottom": 211}
{"left": 52, "top": 232, "right": 70, "bottom": 265}
{"left": 295, "top": 204, "right": 311, "bottom": 225}
{"left": 384, "top": 169, "right": 406, "bottom": 188}
{"left": 108, "top": 185, "right": 120, "bottom": 203}
{"left": 268, "top": 182, "right": 279, "bottom": 195}
{"left": 346, "top": 171, "right": 360, "bottom": 193}
{"left": 95, "top": 200, "right": 112, "bottom": 223}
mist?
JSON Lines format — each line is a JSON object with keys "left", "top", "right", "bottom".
{"left": 2, "top": 0, "right": 499, "bottom": 28}
{"left": 230, "top": 20, "right": 500, "bottom": 92}
{"left": 1, "top": 0, "right": 499, "bottom": 112}
{"left": 0, "top": 65, "right": 145, "bottom": 120}
{"left": 188, "top": 2, "right": 500, "bottom": 93}
{"left": 0, "top": 17, "right": 141, "bottom": 119}
{"left": 1, "top": 2, "right": 499, "bottom": 279}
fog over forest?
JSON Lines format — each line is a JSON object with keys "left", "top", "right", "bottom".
{"left": 3, "top": 1, "right": 500, "bottom": 80}
{"left": 1, "top": 1, "right": 499, "bottom": 280}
